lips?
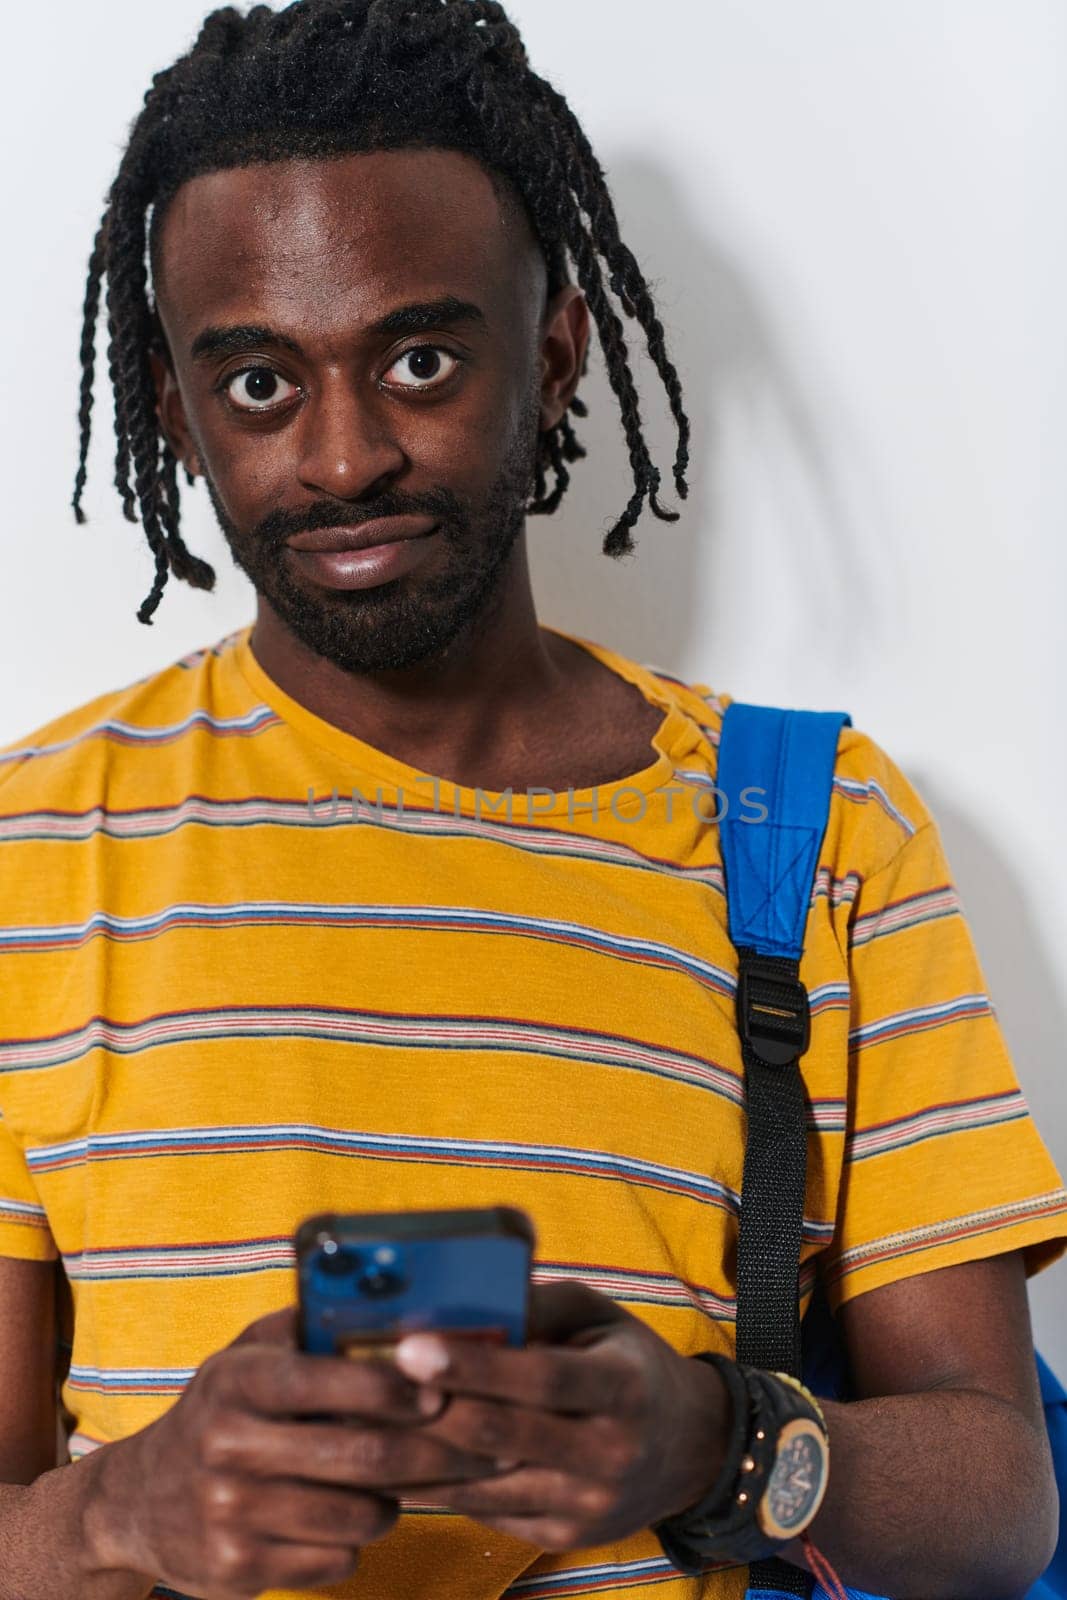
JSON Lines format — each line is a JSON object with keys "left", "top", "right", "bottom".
{"left": 286, "top": 515, "right": 439, "bottom": 554}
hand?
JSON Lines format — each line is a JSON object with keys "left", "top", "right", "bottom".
{"left": 83, "top": 1305, "right": 513, "bottom": 1599}
{"left": 391, "top": 1281, "right": 731, "bottom": 1552}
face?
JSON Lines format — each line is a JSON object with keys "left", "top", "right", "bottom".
{"left": 151, "top": 148, "right": 588, "bottom": 674}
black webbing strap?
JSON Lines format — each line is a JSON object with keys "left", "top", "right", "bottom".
{"left": 749, "top": 1558, "right": 813, "bottom": 1596}
{"left": 733, "top": 946, "right": 814, "bottom": 1597}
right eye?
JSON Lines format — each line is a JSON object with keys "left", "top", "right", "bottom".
{"left": 223, "top": 366, "right": 301, "bottom": 411}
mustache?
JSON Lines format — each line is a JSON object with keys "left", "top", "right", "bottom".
{"left": 253, "top": 489, "right": 462, "bottom": 547}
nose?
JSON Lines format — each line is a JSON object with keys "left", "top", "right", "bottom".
{"left": 295, "top": 368, "right": 407, "bottom": 500}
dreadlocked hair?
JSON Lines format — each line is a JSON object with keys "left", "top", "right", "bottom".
{"left": 73, "top": 0, "right": 691, "bottom": 624}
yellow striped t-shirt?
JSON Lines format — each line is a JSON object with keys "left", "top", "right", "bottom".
{"left": 0, "top": 622, "right": 1064, "bottom": 1600}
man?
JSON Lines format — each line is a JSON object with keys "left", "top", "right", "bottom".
{"left": 0, "top": 3, "right": 1063, "bottom": 1597}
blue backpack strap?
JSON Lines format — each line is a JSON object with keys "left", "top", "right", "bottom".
{"left": 717, "top": 703, "right": 851, "bottom": 961}
{"left": 718, "top": 703, "right": 850, "bottom": 1600}
{"left": 717, "top": 702, "right": 851, "bottom": 1380}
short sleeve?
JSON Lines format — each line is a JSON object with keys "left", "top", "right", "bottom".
{"left": 0, "top": 1110, "right": 58, "bottom": 1261}
{"left": 820, "top": 814, "right": 1067, "bottom": 1312}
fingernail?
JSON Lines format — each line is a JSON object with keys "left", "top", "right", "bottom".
{"left": 394, "top": 1335, "right": 449, "bottom": 1379}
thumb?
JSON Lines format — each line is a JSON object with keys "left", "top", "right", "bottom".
{"left": 525, "top": 1280, "right": 630, "bottom": 1346}
{"left": 228, "top": 1303, "right": 300, "bottom": 1349}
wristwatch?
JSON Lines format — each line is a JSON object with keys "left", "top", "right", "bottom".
{"left": 652, "top": 1356, "right": 830, "bottom": 1574}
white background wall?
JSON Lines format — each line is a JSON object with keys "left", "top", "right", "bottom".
{"left": 2, "top": 1, "right": 1064, "bottom": 1367}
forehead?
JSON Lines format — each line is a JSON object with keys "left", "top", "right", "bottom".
{"left": 152, "top": 146, "right": 544, "bottom": 347}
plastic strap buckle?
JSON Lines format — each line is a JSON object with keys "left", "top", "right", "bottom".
{"left": 736, "top": 954, "right": 811, "bottom": 1068}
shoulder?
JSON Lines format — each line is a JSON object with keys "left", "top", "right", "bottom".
{"left": 823, "top": 721, "right": 936, "bottom": 881}
{"left": 647, "top": 668, "right": 938, "bottom": 883}
{"left": 0, "top": 627, "right": 252, "bottom": 814}
{"left": 583, "top": 632, "right": 936, "bottom": 873}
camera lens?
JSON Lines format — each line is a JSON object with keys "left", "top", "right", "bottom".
{"left": 357, "top": 1266, "right": 407, "bottom": 1298}
{"left": 316, "top": 1241, "right": 359, "bottom": 1277}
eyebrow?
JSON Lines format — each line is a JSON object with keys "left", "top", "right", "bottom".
{"left": 189, "top": 296, "right": 488, "bottom": 362}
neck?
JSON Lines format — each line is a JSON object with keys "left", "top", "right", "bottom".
{"left": 248, "top": 538, "right": 579, "bottom": 784}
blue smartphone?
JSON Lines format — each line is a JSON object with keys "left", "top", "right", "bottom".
{"left": 294, "top": 1205, "right": 536, "bottom": 1360}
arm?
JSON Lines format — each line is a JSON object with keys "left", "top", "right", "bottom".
{"left": 0, "top": 1455, "right": 154, "bottom": 1600}
{"left": 779, "top": 1249, "right": 1057, "bottom": 1599}
{"left": 0, "top": 1257, "right": 153, "bottom": 1600}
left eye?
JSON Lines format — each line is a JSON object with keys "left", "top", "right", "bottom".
{"left": 385, "top": 346, "right": 461, "bottom": 389}
{"left": 225, "top": 367, "right": 301, "bottom": 411}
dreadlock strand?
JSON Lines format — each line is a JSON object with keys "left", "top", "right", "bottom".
{"left": 536, "top": 425, "right": 572, "bottom": 517}
{"left": 130, "top": 345, "right": 173, "bottom": 625}
{"left": 159, "top": 447, "right": 217, "bottom": 590}
{"left": 533, "top": 75, "right": 690, "bottom": 500}
{"left": 607, "top": 257, "right": 690, "bottom": 502}
{"left": 103, "top": 171, "right": 156, "bottom": 526}
{"left": 521, "top": 89, "right": 674, "bottom": 539}
{"left": 559, "top": 201, "right": 666, "bottom": 547}
{"left": 558, "top": 411, "right": 587, "bottom": 464}
{"left": 136, "top": 529, "right": 172, "bottom": 626}
{"left": 72, "top": 215, "right": 109, "bottom": 526}
{"left": 529, "top": 448, "right": 548, "bottom": 511}
{"left": 107, "top": 166, "right": 187, "bottom": 611}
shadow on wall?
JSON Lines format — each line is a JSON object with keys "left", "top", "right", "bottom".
{"left": 909, "top": 773, "right": 1067, "bottom": 1375}
{"left": 528, "top": 149, "right": 906, "bottom": 681}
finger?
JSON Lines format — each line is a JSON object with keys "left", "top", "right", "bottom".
{"left": 408, "top": 1464, "right": 612, "bottom": 1522}
{"left": 204, "top": 1412, "right": 502, "bottom": 1488}
{"left": 524, "top": 1282, "right": 631, "bottom": 1345}
{"left": 469, "top": 1512, "right": 582, "bottom": 1550}
{"left": 206, "top": 1538, "right": 365, "bottom": 1593}
{"left": 417, "top": 1393, "right": 637, "bottom": 1480}
{"left": 228, "top": 1304, "right": 300, "bottom": 1348}
{"left": 393, "top": 1334, "right": 637, "bottom": 1418}
{"left": 215, "top": 1476, "right": 399, "bottom": 1547}
{"left": 229, "top": 1345, "right": 430, "bottom": 1423}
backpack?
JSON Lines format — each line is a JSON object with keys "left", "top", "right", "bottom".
{"left": 715, "top": 701, "right": 1066, "bottom": 1600}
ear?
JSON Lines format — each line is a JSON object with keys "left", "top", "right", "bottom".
{"left": 148, "top": 334, "right": 201, "bottom": 478}
{"left": 538, "top": 285, "right": 590, "bottom": 432}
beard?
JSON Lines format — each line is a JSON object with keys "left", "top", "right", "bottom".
{"left": 200, "top": 385, "right": 542, "bottom": 675}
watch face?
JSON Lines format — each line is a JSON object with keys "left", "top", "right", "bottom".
{"left": 757, "top": 1418, "right": 829, "bottom": 1540}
